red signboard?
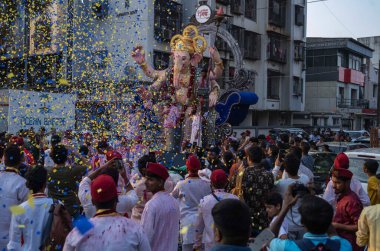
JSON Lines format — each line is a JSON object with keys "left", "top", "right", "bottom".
{"left": 362, "top": 108, "right": 377, "bottom": 114}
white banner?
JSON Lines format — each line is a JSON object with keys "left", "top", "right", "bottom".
{"left": 7, "top": 90, "right": 77, "bottom": 133}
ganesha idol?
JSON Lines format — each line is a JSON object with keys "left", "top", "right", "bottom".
{"left": 132, "top": 25, "right": 224, "bottom": 152}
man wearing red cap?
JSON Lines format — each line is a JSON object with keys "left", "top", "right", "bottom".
{"left": 64, "top": 174, "right": 151, "bottom": 251}
{"left": 331, "top": 168, "right": 364, "bottom": 251}
{"left": 171, "top": 156, "right": 211, "bottom": 251}
{"left": 323, "top": 153, "right": 370, "bottom": 207}
{"left": 141, "top": 163, "right": 180, "bottom": 251}
{"left": 194, "top": 169, "right": 238, "bottom": 251}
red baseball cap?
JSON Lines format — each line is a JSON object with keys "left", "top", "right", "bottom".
{"left": 91, "top": 174, "right": 118, "bottom": 203}
{"left": 186, "top": 155, "right": 201, "bottom": 173}
{"left": 211, "top": 169, "right": 228, "bottom": 188}
{"left": 334, "top": 153, "right": 349, "bottom": 169}
{"left": 106, "top": 150, "right": 123, "bottom": 161}
{"left": 146, "top": 163, "right": 169, "bottom": 181}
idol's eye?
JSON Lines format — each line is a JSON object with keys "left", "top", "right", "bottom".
{"left": 182, "top": 56, "right": 187, "bottom": 61}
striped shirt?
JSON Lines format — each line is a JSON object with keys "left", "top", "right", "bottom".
{"left": 141, "top": 191, "right": 180, "bottom": 251}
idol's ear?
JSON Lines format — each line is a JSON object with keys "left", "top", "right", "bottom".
{"left": 190, "top": 53, "right": 203, "bottom": 66}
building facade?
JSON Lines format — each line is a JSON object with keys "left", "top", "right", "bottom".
{"left": 298, "top": 37, "right": 375, "bottom": 130}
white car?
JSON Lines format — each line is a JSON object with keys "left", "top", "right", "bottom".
{"left": 344, "top": 148, "right": 380, "bottom": 191}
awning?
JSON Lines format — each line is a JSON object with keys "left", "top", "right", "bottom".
{"left": 215, "top": 91, "right": 259, "bottom": 126}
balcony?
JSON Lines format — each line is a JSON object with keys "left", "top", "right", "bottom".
{"left": 336, "top": 98, "right": 369, "bottom": 109}
{"left": 338, "top": 67, "right": 365, "bottom": 86}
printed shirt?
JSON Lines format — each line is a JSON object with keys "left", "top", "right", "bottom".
{"left": 323, "top": 177, "right": 370, "bottom": 208}
{"left": 7, "top": 196, "right": 54, "bottom": 251}
{"left": 141, "top": 191, "right": 180, "bottom": 251}
{"left": 356, "top": 204, "right": 380, "bottom": 251}
{"left": 0, "top": 171, "right": 29, "bottom": 250}
{"left": 194, "top": 190, "right": 239, "bottom": 250}
{"left": 270, "top": 232, "right": 352, "bottom": 251}
{"left": 241, "top": 164, "right": 274, "bottom": 232}
{"left": 171, "top": 178, "right": 211, "bottom": 244}
{"left": 334, "top": 190, "right": 363, "bottom": 251}
{"left": 63, "top": 215, "right": 151, "bottom": 251}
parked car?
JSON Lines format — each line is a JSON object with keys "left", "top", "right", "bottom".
{"left": 270, "top": 128, "right": 309, "bottom": 139}
{"left": 351, "top": 137, "right": 371, "bottom": 147}
{"left": 344, "top": 148, "right": 380, "bottom": 191}
{"left": 309, "top": 151, "right": 337, "bottom": 194}
{"left": 331, "top": 129, "right": 369, "bottom": 140}
{"left": 317, "top": 142, "right": 368, "bottom": 154}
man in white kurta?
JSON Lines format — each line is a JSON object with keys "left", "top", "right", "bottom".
{"left": 64, "top": 174, "right": 151, "bottom": 251}
{"left": 0, "top": 145, "right": 29, "bottom": 250}
{"left": 8, "top": 166, "right": 54, "bottom": 251}
{"left": 193, "top": 169, "right": 239, "bottom": 251}
{"left": 141, "top": 163, "right": 180, "bottom": 251}
{"left": 171, "top": 156, "right": 211, "bottom": 251}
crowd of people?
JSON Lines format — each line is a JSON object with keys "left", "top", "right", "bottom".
{"left": 0, "top": 127, "right": 379, "bottom": 251}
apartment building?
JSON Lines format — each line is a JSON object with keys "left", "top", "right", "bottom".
{"left": 299, "top": 37, "right": 374, "bottom": 130}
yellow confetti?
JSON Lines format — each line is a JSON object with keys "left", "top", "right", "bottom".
{"left": 27, "top": 194, "right": 35, "bottom": 209}
{"left": 58, "top": 79, "right": 69, "bottom": 85}
{"left": 9, "top": 206, "right": 26, "bottom": 216}
{"left": 17, "top": 225, "right": 26, "bottom": 228}
{"left": 7, "top": 73, "right": 14, "bottom": 78}
{"left": 180, "top": 226, "right": 189, "bottom": 235}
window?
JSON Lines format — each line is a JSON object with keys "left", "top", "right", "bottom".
{"left": 269, "top": 0, "right": 286, "bottom": 27}
{"left": 351, "top": 89, "right": 358, "bottom": 100}
{"left": 154, "top": 0, "right": 182, "bottom": 42}
{"left": 245, "top": 0, "right": 257, "bottom": 21}
{"left": 267, "top": 70, "right": 281, "bottom": 100}
{"left": 295, "top": 5, "right": 304, "bottom": 26}
{"left": 267, "top": 33, "right": 287, "bottom": 63}
{"left": 294, "top": 41, "right": 305, "bottom": 61}
{"left": 333, "top": 118, "right": 340, "bottom": 126}
{"left": 244, "top": 31, "right": 260, "bottom": 60}
{"left": 313, "top": 118, "right": 318, "bottom": 126}
{"left": 231, "top": 0, "right": 244, "bottom": 15}
{"left": 33, "top": 18, "right": 52, "bottom": 51}
{"left": 338, "top": 87, "right": 344, "bottom": 100}
{"left": 348, "top": 54, "right": 361, "bottom": 71}
{"left": 231, "top": 25, "right": 245, "bottom": 54}
{"left": 293, "top": 77, "right": 303, "bottom": 95}
{"left": 153, "top": 51, "right": 170, "bottom": 70}
{"left": 324, "top": 118, "right": 328, "bottom": 126}
{"left": 373, "top": 84, "right": 378, "bottom": 98}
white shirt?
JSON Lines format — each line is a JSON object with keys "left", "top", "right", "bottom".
{"left": 272, "top": 164, "right": 314, "bottom": 182}
{"left": 194, "top": 190, "right": 238, "bottom": 250}
{"left": 323, "top": 177, "right": 370, "bottom": 207}
{"left": 78, "top": 177, "right": 138, "bottom": 218}
{"left": 141, "top": 191, "right": 180, "bottom": 251}
{"left": 275, "top": 175, "right": 309, "bottom": 231}
{"left": 0, "top": 171, "right": 29, "bottom": 250}
{"left": 44, "top": 149, "right": 55, "bottom": 171}
{"left": 171, "top": 178, "right": 211, "bottom": 245}
{"left": 7, "top": 196, "right": 54, "bottom": 251}
{"left": 270, "top": 216, "right": 289, "bottom": 238}
{"left": 63, "top": 215, "right": 151, "bottom": 251}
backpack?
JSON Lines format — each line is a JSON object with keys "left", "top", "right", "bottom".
{"left": 40, "top": 201, "right": 73, "bottom": 251}
{"left": 295, "top": 239, "right": 341, "bottom": 251}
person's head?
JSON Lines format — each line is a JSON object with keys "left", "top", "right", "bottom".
{"left": 91, "top": 174, "right": 118, "bottom": 210}
{"left": 245, "top": 146, "right": 263, "bottom": 165}
{"left": 101, "top": 166, "right": 119, "bottom": 185}
{"left": 186, "top": 155, "right": 201, "bottom": 175}
{"left": 212, "top": 199, "right": 251, "bottom": 246}
{"left": 333, "top": 153, "right": 349, "bottom": 169}
{"left": 267, "top": 144, "right": 278, "bottom": 157}
{"left": 210, "top": 169, "right": 228, "bottom": 189}
{"left": 4, "top": 145, "right": 22, "bottom": 168}
{"left": 207, "top": 147, "right": 220, "bottom": 162}
{"left": 50, "top": 135, "right": 61, "bottom": 148}
{"left": 300, "top": 142, "right": 310, "bottom": 155}
{"left": 279, "top": 133, "right": 289, "bottom": 143}
{"left": 137, "top": 154, "right": 156, "bottom": 177}
{"left": 50, "top": 144, "right": 68, "bottom": 165}
{"left": 145, "top": 163, "right": 169, "bottom": 194}
{"left": 264, "top": 192, "right": 283, "bottom": 219}
{"left": 289, "top": 146, "right": 302, "bottom": 160}
{"left": 79, "top": 145, "right": 89, "bottom": 157}
{"left": 331, "top": 168, "right": 353, "bottom": 194}
{"left": 299, "top": 195, "right": 334, "bottom": 234}
{"left": 10, "top": 136, "right": 24, "bottom": 147}
{"left": 249, "top": 137, "right": 259, "bottom": 147}
{"left": 222, "top": 151, "right": 234, "bottom": 169}
{"left": 363, "top": 159, "right": 379, "bottom": 176}
{"left": 96, "top": 140, "right": 109, "bottom": 154}
{"left": 283, "top": 153, "right": 300, "bottom": 177}
{"left": 25, "top": 165, "right": 47, "bottom": 193}
{"left": 236, "top": 149, "right": 245, "bottom": 161}
{"left": 309, "top": 141, "right": 317, "bottom": 150}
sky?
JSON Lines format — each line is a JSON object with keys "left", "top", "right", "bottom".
{"left": 307, "top": 0, "right": 380, "bottom": 39}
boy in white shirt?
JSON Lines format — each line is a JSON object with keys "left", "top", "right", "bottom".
{"left": 264, "top": 192, "right": 288, "bottom": 239}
